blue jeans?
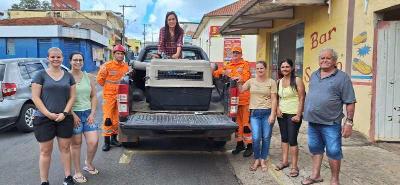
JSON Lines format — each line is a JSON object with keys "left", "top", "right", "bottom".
{"left": 73, "top": 109, "right": 98, "bottom": 135}
{"left": 308, "top": 122, "right": 343, "bottom": 160}
{"left": 250, "top": 109, "right": 273, "bottom": 160}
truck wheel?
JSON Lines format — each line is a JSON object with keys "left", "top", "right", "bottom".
{"left": 16, "top": 103, "right": 35, "bottom": 133}
{"left": 213, "top": 141, "right": 227, "bottom": 148}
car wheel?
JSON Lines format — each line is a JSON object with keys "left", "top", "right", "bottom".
{"left": 16, "top": 103, "right": 35, "bottom": 133}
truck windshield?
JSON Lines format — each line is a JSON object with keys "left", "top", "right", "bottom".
{"left": 143, "top": 48, "right": 204, "bottom": 62}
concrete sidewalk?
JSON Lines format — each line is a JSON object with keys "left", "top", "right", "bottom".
{"left": 227, "top": 123, "right": 400, "bottom": 185}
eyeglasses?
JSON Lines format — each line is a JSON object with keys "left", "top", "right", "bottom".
{"left": 232, "top": 51, "right": 241, "bottom": 54}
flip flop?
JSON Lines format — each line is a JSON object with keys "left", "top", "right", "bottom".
{"left": 289, "top": 168, "right": 299, "bottom": 177}
{"left": 73, "top": 174, "right": 87, "bottom": 183}
{"left": 274, "top": 163, "right": 289, "bottom": 171}
{"left": 261, "top": 165, "right": 268, "bottom": 172}
{"left": 301, "top": 176, "right": 324, "bottom": 185}
{"left": 83, "top": 166, "right": 99, "bottom": 175}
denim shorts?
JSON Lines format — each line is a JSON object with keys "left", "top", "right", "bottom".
{"left": 73, "top": 109, "right": 98, "bottom": 135}
{"left": 308, "top": 122, "right": 343, "bottom": 160}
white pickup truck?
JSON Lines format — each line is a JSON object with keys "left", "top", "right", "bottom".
{"left": 118, "top": 45, "right": 237, "bottom": 148}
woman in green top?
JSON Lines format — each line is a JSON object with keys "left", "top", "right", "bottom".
{"left": 69, "top": 52, "right": 99, "bottom": 183}
{"left": 274, "top": 59, "right": 305, "bottom": 177}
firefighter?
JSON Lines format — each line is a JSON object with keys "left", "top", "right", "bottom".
{"left": 213, "top": 46, "right": 253, "bottom": 157}
{"left": 97, "top": 44, "right": 129, "bottom": 151}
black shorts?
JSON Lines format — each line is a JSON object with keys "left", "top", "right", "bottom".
{"left": 33, "top": 115, "right": 74, "bottom": 142}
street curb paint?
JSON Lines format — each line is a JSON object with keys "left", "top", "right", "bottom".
{"left": 267, "top": 163, "right": 295, "bottom": 185}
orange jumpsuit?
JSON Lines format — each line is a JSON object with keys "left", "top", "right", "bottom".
{"left": 97, "top": 60, "right": 129, "bottom": 137}
{"left": 213, "top": 59, "right": 252, "bottom": 144}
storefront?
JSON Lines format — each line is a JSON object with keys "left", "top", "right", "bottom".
{"left": 220, "top": 0, "right": 400, "bottom": 142}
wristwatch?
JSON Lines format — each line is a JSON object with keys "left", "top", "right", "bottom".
{"left": 62, "top": 112, "right": 69, "bottom": 116}
{"left": 345, "top": 118, "right": 353, "bottom": 126}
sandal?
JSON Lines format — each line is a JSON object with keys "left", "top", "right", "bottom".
{"left": 83, "top": 166, "right": 99, "bottom": 175}
{"left": 73, "top": 174, "right": 87, "bottom": 183}
{"left": 289, "top": 168, "right": 299, "bottom": 177}
{"left": 261, "top": 164, "right": 268, "bottom": 172}
{"left": 301, "top": 176, "right": 323, "bottom": 185}
{"left": 249, "top": 161, "right": 260, "bottom": 171}
{"left": 274, "top": 162, "right": 289, "bottom": 171}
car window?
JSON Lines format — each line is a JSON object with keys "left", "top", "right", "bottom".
{"left": 143, "top": 48, "right": 204, "bottom": 62}
{"left": 143, "top": 49, "right": 159, "bottom": 63}
{"left": 182, "top": 50, "right": 203, "bottom": 60}
{"left": 19, "top": 65, "right": 30, "bottom": 79}
{"left": 0, "top": 64, "right": 5, "bottom": 81}
{"left": 24, "top": 63, "right": 45, "bottom": 79}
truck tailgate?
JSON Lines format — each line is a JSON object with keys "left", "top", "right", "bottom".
{"left": 120, "top": 113, "right": 237, "bottom": 137}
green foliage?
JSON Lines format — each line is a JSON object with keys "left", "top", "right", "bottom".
{"left": 11, "top": 0, "right": 51, "bottom": 10}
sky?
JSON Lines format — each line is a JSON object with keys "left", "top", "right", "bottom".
{"left": 0, "top": 0, "right": 237, "bottom": 41}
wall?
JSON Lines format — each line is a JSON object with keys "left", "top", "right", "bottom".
{"left": 0, "top": 38, "right": 38, "bottom": 59}
{"left": 195, "top": 16, "right": 257, "bottom": 63}
{"left": 255, "top": 1, "right": 400, "bottom": 140}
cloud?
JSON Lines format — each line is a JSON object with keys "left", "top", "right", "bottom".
{"left": 149, "top": 14, "right": 156, "bottom": 23}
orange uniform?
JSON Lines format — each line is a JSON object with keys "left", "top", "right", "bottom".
{"left": 213, "top": 59, "right": 252, "bottom": 144}
{"left": 97, "top": 60, "right": 129, "bottom": 137}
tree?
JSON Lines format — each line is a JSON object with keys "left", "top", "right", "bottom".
{"left": 11, "top": 0, "right": 51, "bottom": 10}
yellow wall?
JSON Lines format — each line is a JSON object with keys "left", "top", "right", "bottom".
{"left": 351, "top": 0, "right": 400, "bottom": 139}
{"left": 256, "top": 0, "right": 400, "bottom": 140}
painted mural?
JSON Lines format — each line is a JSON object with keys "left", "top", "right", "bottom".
{"left": 351, "top": 31, "right": 373, "bottom": 81}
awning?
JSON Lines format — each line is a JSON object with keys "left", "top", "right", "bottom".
{"left": 220, "top": 0, "right": 327, "bottom": 35}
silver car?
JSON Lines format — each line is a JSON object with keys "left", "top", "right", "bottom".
{"left": 0, "top": 58, "right": 68, "bottom": 132}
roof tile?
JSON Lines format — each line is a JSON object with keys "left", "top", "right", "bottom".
{"left": 205, "top": 0, "right": 251, "bottom": 16}
{"left": 0, "top": 17, "right": 71, "bottom": 26}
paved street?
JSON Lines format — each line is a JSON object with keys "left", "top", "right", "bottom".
{"left": 0, "top": 89, "right": 241, "bottom": 185}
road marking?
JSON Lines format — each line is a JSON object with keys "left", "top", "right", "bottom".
{"left": 118, "top": 149, "right": 228, "bottom": 164}
{"left": 119, "top": 149, "right": 135, "bottom": 164}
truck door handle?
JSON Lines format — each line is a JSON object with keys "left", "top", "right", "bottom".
{"left": 388, "top": 116, "right": 393, "bottom": 121}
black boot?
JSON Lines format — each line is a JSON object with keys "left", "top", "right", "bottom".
{"left": 102, "top": 136, "right": 111, "bottom": 151}
{"left": 110, "top": 134, "right": 122, "bottom": 147}
{"left": 243, "top": 143, "right": 253, "bottom": 157}
{"left": 232, "top": 141, "right": 245, "bottom": 155}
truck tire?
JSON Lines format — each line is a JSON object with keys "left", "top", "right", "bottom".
{"left": 16, "top": 103, "right": 35, "bottom": 133}
{"left": 213, "top": 141, "right": 227, "bottom": 148}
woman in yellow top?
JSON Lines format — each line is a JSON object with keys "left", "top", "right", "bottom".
{"left": 274, "top": 59, "right": 305, "bottom": 177}
{"left": 239, "top": 61, "right": 277, "bottom": 172}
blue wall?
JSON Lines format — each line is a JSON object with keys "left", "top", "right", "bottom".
{"left": 0, "top": 37, "right": 102, "bottom": 72}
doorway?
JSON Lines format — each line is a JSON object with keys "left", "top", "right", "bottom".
{"left": 375, "top": 6, "right": 400, "bottom": 141}
{"left": 271, "top": 23, "right": 304, "bottom": 79}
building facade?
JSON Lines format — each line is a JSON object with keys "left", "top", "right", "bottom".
{"left": 193, "top": 0, "right": 257, "bottom": 64}
{"left": 0, "top": 20, "right": 108, "bottom": 72}
{"left": 221, "top": 0, "right": 400, "bottom": 141}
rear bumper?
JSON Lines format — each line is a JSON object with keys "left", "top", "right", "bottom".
{"left": 0, "top": 117, "right": 18, "bottom": 130}
{"left": 120, "top": 124, "right": 236, "bottom": 138}
{"left": 119, "top": 113, "right": 237, "bottom": 139}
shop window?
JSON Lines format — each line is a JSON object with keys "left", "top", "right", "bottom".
{"left": 6, "top": 38, "right": 15, "bottom": 55}
{"left": 270, "top": 23, "right": 305, "bottom": 79}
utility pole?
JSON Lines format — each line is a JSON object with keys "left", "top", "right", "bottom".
{"left": 143, "top": 24, "right": 151, "bottom": 47}
{"left": 120, "top": 5, "right": 135, "bottom": 45}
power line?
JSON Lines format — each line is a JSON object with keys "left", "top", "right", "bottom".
{"left": 120, "top": 5, "right": 135, "bottom": 45}
{"left": 59, "top": 0, "right": 109, "bottom": 29}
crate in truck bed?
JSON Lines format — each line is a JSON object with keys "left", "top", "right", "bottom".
{"left": 145, "top": 59, "right": 214, "bottom": 111}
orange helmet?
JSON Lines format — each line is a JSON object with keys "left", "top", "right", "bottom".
{"left": 231, "top": 46, "right": 242, "bottom": 53}
{"left": 113, "top": 44, "right": 125, "bottom": 53}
